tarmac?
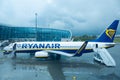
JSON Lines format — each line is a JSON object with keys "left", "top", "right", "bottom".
{"left": 0, "top": 44, "right": 120, "bottom": 80}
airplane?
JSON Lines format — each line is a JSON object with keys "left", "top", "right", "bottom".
{"left": 3, "top": 20, "right": 119, "bottom": 66}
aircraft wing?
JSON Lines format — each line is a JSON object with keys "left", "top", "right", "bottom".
{"left": 93, "top": 47, "right": 116, "bottom": 67}
{"left": 46, "top": 41, "right": 88, "bottom": 57}
{"left": 46, "top": 50, "right": 74, "bottom": 57}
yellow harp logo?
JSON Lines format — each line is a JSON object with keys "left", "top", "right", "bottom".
{"left": 105, "top": 29, "right": 115, "bottom": 39}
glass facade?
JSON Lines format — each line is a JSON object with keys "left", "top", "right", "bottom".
{"left": 0, "top": 25, "right": 71, "bottom": 41}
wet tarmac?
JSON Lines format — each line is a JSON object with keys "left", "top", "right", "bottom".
{"left": 0, "top": 44, "right": 120, "bottom": 80}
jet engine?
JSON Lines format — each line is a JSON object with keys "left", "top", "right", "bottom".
{"left": 35, "top": 51, "right": 49, "bottom": 58}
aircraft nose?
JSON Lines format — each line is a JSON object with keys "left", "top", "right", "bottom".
{"left": 3, "top": 47, "right": 12, "bottom": 54}
{"left": 3, "top": 47, "right": 7, "bottom": 51}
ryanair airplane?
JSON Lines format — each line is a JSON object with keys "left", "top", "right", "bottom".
{"left": 3, "top": 20, "right": 119, "bottom": 66}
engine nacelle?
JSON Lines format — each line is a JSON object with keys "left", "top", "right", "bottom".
{"left": 35, "top": 51, "right": 49, "bottom": 58}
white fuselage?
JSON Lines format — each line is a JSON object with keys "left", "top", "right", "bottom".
{"left": 4, "top": 41, "right": 115, "bottom": 54}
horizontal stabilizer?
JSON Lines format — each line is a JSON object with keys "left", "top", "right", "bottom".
{"left": 93, "top": 48, "right": 116, "bottom": 66}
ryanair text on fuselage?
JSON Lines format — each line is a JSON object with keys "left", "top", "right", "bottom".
{"left": 17, "top": 43, "right": 61, "bottom": 49}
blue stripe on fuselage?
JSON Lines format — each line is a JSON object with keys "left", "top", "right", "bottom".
{"left": 15, "top": 49, "right": 93, "bottom": 54}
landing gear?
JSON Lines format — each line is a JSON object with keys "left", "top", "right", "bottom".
{"left": 49, "top": 54, "right": 61, "bottom": 60}
{"left": 3, "top": 51, "right": 10, "bottom": 55}
{"left": 30, "top": 53, "right": 34, "bottom": 57}
{"left": 55, "top": 54, "right": 61, "bottom": 60}
{"left": 11, "top": 52, "right": 17, "bottom": 59}
{"left": 14, "top": 52, "right": 16, "bottom": 57}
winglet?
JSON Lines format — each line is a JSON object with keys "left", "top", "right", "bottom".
{"left": 74, "top": 41, "right": 88, "bottom": 57}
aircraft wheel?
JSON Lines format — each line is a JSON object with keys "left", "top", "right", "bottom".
{"left": 55, "top": 54, "right": 61, "bottom": 60}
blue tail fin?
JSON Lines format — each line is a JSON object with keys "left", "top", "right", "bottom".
{"left": 96, "top": 20, "right": 119, "bottom": 42}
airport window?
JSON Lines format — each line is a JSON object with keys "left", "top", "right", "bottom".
{"left": 0, "top": 25, "right": 71, "bottom": 41}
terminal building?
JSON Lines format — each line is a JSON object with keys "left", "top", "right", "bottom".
{"left": 0, "top": 25, "right": 72, "bottom": 41}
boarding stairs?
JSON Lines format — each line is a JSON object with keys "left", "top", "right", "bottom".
{"left": 93, "top": 48, "right": 116, "bottom": 67}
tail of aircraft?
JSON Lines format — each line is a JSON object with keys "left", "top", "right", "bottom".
{"left": 95, "top": 20, "right": 119, "bottom": 42}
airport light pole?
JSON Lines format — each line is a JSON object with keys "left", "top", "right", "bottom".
{"left": 35, "top": 13, "right": 38, "bottom": 41}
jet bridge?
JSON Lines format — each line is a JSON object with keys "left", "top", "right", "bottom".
{"left": 93, "top": 48, "right": 116, "bottom": 67}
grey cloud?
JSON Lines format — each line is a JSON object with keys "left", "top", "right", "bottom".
{"left": 0, "top": 0, "right": 120, "bottom": 35}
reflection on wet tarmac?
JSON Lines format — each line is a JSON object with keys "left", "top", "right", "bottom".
{"left": 0, "top": 45, "right": 120, "bottom": 80}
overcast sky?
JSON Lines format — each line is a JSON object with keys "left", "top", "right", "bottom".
{"left": 0, "top": 0, "right": 120, "bottom": 35}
